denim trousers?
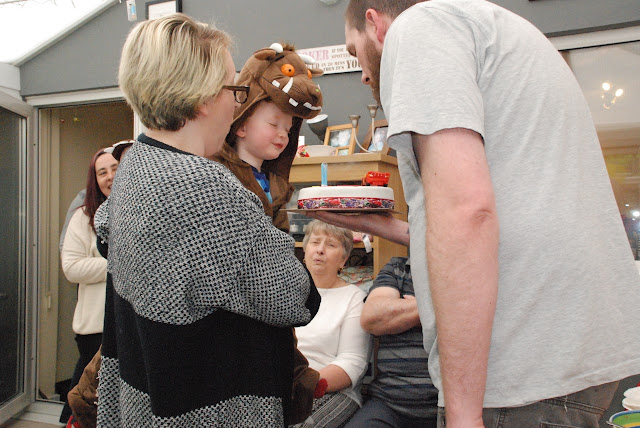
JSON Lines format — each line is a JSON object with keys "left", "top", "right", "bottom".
{"left": 437, "top": 380, "right": 619, "bottom": 428}
{"left": 345, "top": 396, "right": 437, "bottom": 428}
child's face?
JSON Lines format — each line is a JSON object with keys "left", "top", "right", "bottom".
{"left": 236, "top": 101, "right": 293, "bottom": 166}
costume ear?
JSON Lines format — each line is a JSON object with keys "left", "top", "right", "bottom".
{"left": 309, "top": 67, "right": 324, "bottom": 77}
{"left": 253, "top": 48, "right": 277, "bottom": 60}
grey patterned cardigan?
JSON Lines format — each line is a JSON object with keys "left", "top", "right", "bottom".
{"left": 94, "top": 135, "right": 319, "bottom": 427}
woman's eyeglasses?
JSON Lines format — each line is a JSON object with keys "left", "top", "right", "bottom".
{"left": 222, "top": 85, "right": 250, "bottom": 104}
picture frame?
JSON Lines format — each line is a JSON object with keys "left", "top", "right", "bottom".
{"left": 324, "top": 123, "right": 357, "bottom": 156}
{"left": 146, "top": 0, "right": 182, "bottom": 20}
{"left": 362, "top": 119, "right": 390, "bottom": 155}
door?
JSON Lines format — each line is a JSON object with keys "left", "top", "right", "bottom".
{"left": 0, "top": 91, "right": 34, "bottom": 424}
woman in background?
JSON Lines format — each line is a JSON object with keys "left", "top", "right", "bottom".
{"left": 295, "top": 220, "right": 371, "bottom": 428}
{"left": 59, "top": 148, "right": 117, "bottom": 423}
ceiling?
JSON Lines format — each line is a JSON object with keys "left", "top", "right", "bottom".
{"left": 0, "top": 0, "right": 113, "bottom": 65}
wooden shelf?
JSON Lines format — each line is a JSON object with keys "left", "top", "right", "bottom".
{"left": 291, "top": 153, "right": 397, "bottom": 183}
{"left": 290, "top": 153, "right": 407, "bottom": 276}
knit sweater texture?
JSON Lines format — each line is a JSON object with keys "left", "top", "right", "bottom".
{"left": 95, "top": 135, "right": 317, "bottom": 427}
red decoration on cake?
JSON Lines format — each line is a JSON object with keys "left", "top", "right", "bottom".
{"left": 297, "top": 145, "right": 310, "bottom": 157}
{"left": 362, "top": 171, "right": 390, "bottom": 186}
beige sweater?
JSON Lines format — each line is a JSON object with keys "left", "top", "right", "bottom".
{"left": 61, "top": 208, "right": 107, "bottom": 335}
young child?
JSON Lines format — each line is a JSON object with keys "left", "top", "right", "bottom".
{"left": 211, "top": 42, "right": 325, "bottom": 424}
{"left": 212, "top": 42, "right": 323, "bottom": 232}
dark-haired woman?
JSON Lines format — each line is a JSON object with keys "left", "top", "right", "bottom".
{"left": 59, "top": 148, "right": 117, "bottom": 423}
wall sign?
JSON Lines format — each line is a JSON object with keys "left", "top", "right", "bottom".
{"left": 146, "top": 0, "right": 182, "bottom": 20}
{"left": 297, "top": 44, "right": 362, "bottom": 75}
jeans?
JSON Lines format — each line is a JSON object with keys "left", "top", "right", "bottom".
{"left": 437, "top": 381, "right": 619, "bottom": 428}
{"left": 345, "top": 397, "right": 437, "bottom": 428}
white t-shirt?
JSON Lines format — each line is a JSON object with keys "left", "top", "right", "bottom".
{"left": 295, "top": 284, "right": 371, "bottom": 406}
{"left": 382, "top": 0, "right": 640, "bottom": 408}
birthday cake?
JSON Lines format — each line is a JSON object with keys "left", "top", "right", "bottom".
{"left": 297, "top": 185, "right": 395, "bottom": 210}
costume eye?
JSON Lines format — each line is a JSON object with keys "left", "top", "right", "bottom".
{"left": 281, "top": 64, "right": 295, "bottom": 77}
{"left": 307, "top": 70, "right": 312, "bottom": 79}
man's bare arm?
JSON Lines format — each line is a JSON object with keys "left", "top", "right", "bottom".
{"left": 413, "top": 128, "right": 499, "bottom": 428}
{"left": 305, "top": 211, "right": 410, "bottom": 246}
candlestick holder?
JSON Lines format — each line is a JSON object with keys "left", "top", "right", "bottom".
{"left": 351, "top": 104, "right": 380, "bottom": 153}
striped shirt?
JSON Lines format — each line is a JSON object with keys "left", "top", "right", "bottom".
{"left": 365, "top": 257, "right": 438, "bottom": 420}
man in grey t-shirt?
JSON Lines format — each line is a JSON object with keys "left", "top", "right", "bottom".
{"left": 310, "top": 1, "right": 640, "bottom": 427}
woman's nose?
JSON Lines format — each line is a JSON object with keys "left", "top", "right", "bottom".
{"left": 361, "top": 72, "right": 371, "bottom": 86}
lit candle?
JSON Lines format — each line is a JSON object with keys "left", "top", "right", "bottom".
{"left": 321, "top": 163, "right": 328, "bottom": 186}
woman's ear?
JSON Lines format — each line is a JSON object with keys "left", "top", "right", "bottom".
{"left": 341, "top": 256, "right": 349, "bottom": 269}
{"left": 197, "top": 101, "right": 210, "bottom": 118}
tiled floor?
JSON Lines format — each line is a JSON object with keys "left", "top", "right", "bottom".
{"left": 1, "top": 420, "right": 62, "bottom": 428}
{"left": 1, "top": 402, "right": 65, "bottom": 428}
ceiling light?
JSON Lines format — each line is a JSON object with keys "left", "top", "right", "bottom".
{"left": 601, "top": 81, "right": 624, "bottom": 110}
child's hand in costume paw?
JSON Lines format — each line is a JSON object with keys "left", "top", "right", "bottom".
{"left": 313, "top": 378, "right": 328, "bottom": 398}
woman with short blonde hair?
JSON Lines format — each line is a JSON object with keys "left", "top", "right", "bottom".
{"left": 96, "top": 13, "right": 318, "bottom": 427}
{"left": 118, "top": 13, "right": 231, "bottom": 131}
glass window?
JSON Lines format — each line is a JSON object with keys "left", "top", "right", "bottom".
{"left": 563, "top": 41, "right": 640, "bottom": 258}
{"left": 0, "top": 106, "right": 26, "bottom": 407}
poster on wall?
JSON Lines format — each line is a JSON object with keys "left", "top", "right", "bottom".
{"left": 146, "top": 0, "right": 182, "bottom": 20}
{"left": 297, "top": 44, "right": 362, "bottom": 75}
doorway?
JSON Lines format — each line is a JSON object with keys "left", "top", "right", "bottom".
{"left": 37, "top": 101, "right": 133, "bottom": 408}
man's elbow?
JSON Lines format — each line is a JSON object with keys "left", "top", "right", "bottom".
{"left": 360, "top": 313, "right": 381, "bottom": 335}
{"left": 472, "top": 206, "right": 498, "bottom": 229}
{"left": 458, "top": 191, "right": 498, "bottom": 231}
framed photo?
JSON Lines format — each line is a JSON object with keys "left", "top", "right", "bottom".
{"left": 324, "top": 123, "right": 357, "bottom": 156}
{"left": 362, "top": 119, "right": 390, "bottom": 155}
{"left": 146, "top": 0, "right": 182, "bottom": 20}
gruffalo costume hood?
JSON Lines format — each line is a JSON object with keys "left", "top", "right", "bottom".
{"left": 227, "top": 42, "right": 324, "bottom": 180}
